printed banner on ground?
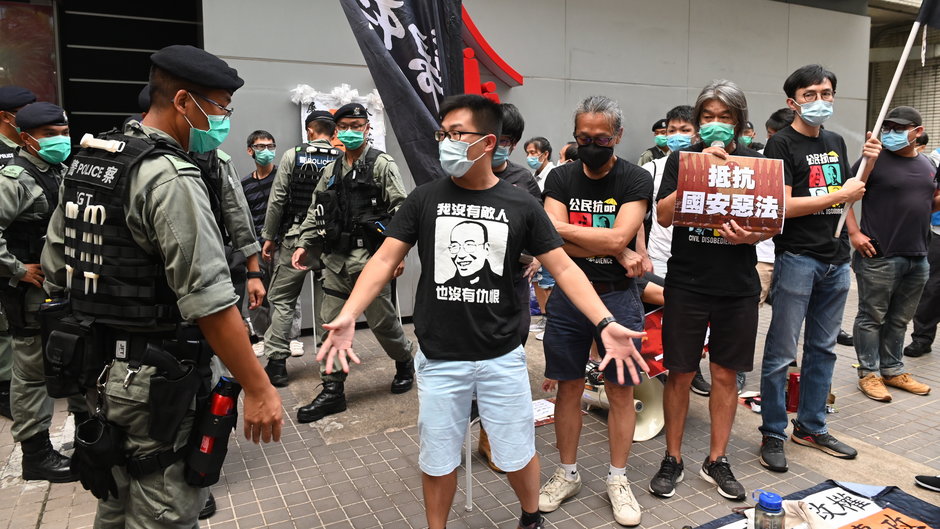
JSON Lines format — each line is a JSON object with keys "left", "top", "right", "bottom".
{"left": 673, "top": 152, "right": 785, "bottom": 233}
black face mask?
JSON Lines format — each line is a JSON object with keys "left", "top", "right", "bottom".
{"left": 578, "top": 143, "right": 614, "bottom": 170}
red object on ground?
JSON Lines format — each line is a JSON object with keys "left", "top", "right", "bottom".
{"left": 786, "top": 372, "right": 801, "bottom": 413}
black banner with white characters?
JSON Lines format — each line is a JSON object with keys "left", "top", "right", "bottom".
{"left": 340, "top": 0, "right": 464, "bottom": 186}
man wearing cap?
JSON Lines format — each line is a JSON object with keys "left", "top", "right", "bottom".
{"left": 0, "top": 85, "right": 36, "bottom": 422}
{"left": 259, "top": 109, "right": 340, "bottom": 386}
{"left": 846, "top": 106, "right": 939, "bottom": 402}
{"left": 0, "top": 101, "right": 83, "bottom": 483}
{"left": 638, "top": 118, "right": 670, "bottom": 166}
{"left": 41, "top": 45, "right": 282, "bottom": 526}
{"left": 292, "top": 102, "right": 414, "bottom": 423}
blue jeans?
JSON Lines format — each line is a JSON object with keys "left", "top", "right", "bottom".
{"left": 852, "top": 254, "right": 929, "bottom": 377}
{"left": 759, "top": 252, "right": 850, "bottom": 439}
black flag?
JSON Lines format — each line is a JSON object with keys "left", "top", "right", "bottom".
{"left": 340, "top": 0, "right": 463, "bottom": 185}
{"left": 917, "top": 0, "right": 940, "bottom": 29}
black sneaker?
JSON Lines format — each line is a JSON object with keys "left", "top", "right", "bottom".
{"left": 759, "top": 436, "right": 788, "bottom": 472}
{"left": 691, "top": 369, "right": 711, "bottom": 396}
{"left": 736, "top": 372, "right": 746, "bottom": 394}
{"left": 700, "top": 456, "right": 745, "bottom": 501}
{"left": 837, "top": 330, "right": 854, "bottom": 346}
{"left": 903, "top": 341, "right": 932, "bottom": 358}
{"left": 649, "top": 453, "right": 684, "bottom": 498}
{"left": 914, "top": 475, "right": 940, "bottom": 492}
{"left": 790, "top": 419, "right": 857, "bottom": 459}
{"left": 198, "top": 493, "right": 216, "bottom": 520}
{"left": 517, "top": 514, "right": 545, "bottom": 529}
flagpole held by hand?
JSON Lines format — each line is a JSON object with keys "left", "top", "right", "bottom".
{"left": 834, "top": 20, "right": 922, "bottom": 237}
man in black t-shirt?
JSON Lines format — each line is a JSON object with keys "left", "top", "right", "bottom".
{"left": 846, "top": 106, "right": 937, "bottom": 401}
{"left": 538, "top": 95, "right": 651, "bottom": 527}
{"left": 651, "top": 80, "right": 767, "bottom": 502}
{"left": 757, "top": 65, "right": 880, "bottom": 474}
{"left": 305, "top": 95, "right": 646, "bottom": 529}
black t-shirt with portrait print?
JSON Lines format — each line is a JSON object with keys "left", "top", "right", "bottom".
{"left": 762, "top": 125, "right": 852, "bottom": 264}
{"left": 384, "top": 177, "right": 562, "bottom": 361}
{"left": 543, "top": 157, "right": 652, "bottom": 283}
{"left": 657, "top": 142, "right": 763, "bottom": 297}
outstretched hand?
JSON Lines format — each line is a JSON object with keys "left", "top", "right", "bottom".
{"left": 597, "top": 323, "right": 649, "bottom": 386}
{"left": 316, "top": 314, "right": 361, "bottom": 374}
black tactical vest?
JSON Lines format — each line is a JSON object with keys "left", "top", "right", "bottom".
{"left": 316, "top": 148, "right": 389, "bottom": 254}
{"left": 0, "top": 140, "right": 14, "bottom": 168}
{"left": 281, "top": 143, "right": 341, "bottom": 235}
{"left": 62, "top": 130, "right": 190, "bottom": 327}
{"left": 190, "top": 150, "right": 229, "bottom": 244}
{"left": 4, "top": 153, "right": 59, "bottom": 263}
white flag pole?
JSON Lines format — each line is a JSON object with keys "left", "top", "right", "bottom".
{"left": 834, "top": 20, "right": 922, "bottom": 236}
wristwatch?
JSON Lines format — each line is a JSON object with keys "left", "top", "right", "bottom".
{"left": 247, "top": 271, "right": 264, "bottom": 279}
{"left": 595, "top": 316, "right": 618, "bottom": 339}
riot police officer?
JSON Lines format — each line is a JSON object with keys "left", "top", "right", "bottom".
{"left": 0, "top": 86, "right": 36, "bottom": 421}
{"left": 291, "top": 102, "right": 414, "bottom": 423}
{"left": 41, "top": 45, "right": 282, "bottom": 526}
{"left": 259, "top": 109, "right": 339, "bottom": 386}
{"left": 0, "top": 102, "right": 82, "bottom": 482}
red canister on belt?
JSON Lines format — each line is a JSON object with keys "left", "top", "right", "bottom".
{"left": 786, "top": 372, "right": 800, "bottom": 412}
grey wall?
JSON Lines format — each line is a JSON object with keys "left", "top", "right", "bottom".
{"left": 201, "top": 0, "right": 871, "bottom": 319}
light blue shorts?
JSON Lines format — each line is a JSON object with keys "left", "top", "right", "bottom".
{"left": 415, "top": 346, "right": 535, "bottom": 476}
{"left": 534, "top": 266, "right": 555, "bottom": 289}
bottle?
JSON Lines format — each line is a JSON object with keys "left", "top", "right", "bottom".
{"left": 753, "top": 489, "right": 785, "bottom": 529}
{"left": 184, "top": 376, "right": 242, "bottom": 486}
{"left": 198, "top": 377, "right": 241, "bottom": 454}
{"left": 786, "top": 372, "right": 801, "bottom": 413}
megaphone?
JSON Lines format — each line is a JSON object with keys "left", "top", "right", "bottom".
{"left": 582, "top": 373, "right": 666, "bottom": 442}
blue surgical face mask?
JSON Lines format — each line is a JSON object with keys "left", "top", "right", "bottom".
{"left": 491, "top": 145, "right": 510, "bottom": 167}
{"left": 881, "top": 130, "right": 910, "bottom": 152}
{"left": 31, "top": 134, "right": 71, "bottom": 164}
{"left": 185, "top": 93, "right": 230, "bottom": 153}
{"left": 526, "top": 155, "right": 541, "bottom": 169}
{"left": 254, "top": 148, "right": 276, "bottom": 165}
{"left": 797, "top": 100, "right": 833, "bottom": 127}
{"left": 666, "top": 133, "right": 693, "bottom": 152}
{"left": 439, "top": 136, "right": 487, "bottom": 178}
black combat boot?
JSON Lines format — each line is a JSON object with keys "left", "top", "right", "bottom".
{"left": 390, "top": 361, "right": 414, "bottom": 394}
{"left": 296, "top": 382, "right": 346, "bottom": 423}
{"left": 264, "top": 358, "right": 288, "bottom": 387}
{"left": 21, "top": 430, "right": 78, "bottom": 483}
{"left": 0, "top": 380, "right": 11, "bottom": 420}
{"left": 199, "top": 492, "right": 216, "bottom": 519}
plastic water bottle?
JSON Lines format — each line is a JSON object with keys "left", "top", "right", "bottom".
{"left": 753, "top": 489, "right": 785, "bottom": 529}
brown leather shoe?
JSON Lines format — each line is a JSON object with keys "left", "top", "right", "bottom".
{"left": 858, "top": 373, "right": 891, "bottom": 402}
{"left": 883, "top": 373, "right": 930, "bottom": 395}
{"left": 477, "top": 426, "right": 505, "bottom": 473}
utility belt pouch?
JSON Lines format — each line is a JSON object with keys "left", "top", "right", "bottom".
{"left": 0, "top": 283, "right": 30, "bottom": 333}
{"left": 185, "top": 376, "right": 241, "bottom": 487}
{"left": 356, "top": 214, "right": 390, "bottom": 255}
{"left": 144, "top": 344, "right": 201, "bottom": 443}
{"left": 72, "top": 415, "right": 126, "bottom": 500}
{"left": 39, "top": 299, "right": 97, "bottom": 398}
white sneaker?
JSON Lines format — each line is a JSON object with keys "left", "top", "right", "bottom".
{"left": 607, "top": 475, "right": 641, "bottom": 526}
{"left": 529, "top": 317, "right": 546, "bottom": 333}
{"left": 252, "top": 341, "right": 265, "bottom": 357}
{"left": 289, "top": 340, "right": 305, "bottom": 357}
{"left": 538, "top": 467, "right": 581, "bottom": 512}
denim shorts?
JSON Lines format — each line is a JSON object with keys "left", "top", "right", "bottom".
{"left": 415, "top": 346, "right": 535, "bottom": 476}
{"left": 534, "top": 266, "right": 556, "bottom": 289}
{"left": 543, "top": 286, "right": 644, "bottom": 386}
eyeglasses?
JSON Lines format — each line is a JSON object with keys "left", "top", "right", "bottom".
{"left": 336, "top": 121, "right": 368, "bottom": 132}
{"left": 796, "top": 90, "right": 835, "bottom": 103}
{"left": 881, "top": 123, "right": 914, "bottom": 134}
{"left": 447, "top": 241, "right": 481, "bottom": 254}
{"left": 573, "top": 134, "right": 616, "bottom": 147}
{"left": 497, "top": 136, "right": 515, "bottom": 148}
{"left": 434, "top": 130, "right": 487, "bottom": 142}
{"left": 191, "top": 92, "right": 234, "bottom": 119}
{"left": 250, "top": 144, "right": 277, "bottom": 152}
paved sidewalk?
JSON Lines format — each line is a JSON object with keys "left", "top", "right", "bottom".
{"left": 1, "top": 282, "right": 938, "bottom": 528}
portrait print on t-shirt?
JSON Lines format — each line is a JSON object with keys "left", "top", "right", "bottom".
{"left": 434, "top": 213, "right": 509, "bottom": 304}
{"left": 806, "top": 150, "right": 844, "bottom": 204}
{"left": 568, "top": 197, "right": 618, "bottom": 265}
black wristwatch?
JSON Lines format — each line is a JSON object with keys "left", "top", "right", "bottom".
{"left": 595, "top": 316, "right": 618, "bottom": 339}
{"left": 247, "top": 271, "right": 264, "bottom": 279}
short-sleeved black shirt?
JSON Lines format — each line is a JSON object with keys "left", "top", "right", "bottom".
{"left": 657, "top": 143, "right": 762, "bottom": 297}
{"left": 543, "top": 158, "right": 652, "bottom": 283}
{"left": 851, "top": 151, "right": 938, "bottom": 257}
{"left": 384, "top": 177, "right": 563, "bottom": 361}
{"left": 763, "top": 125, "right": 852, "bottom": 264}
{"left": 495, "top": 160, "right": 541, "bottom": 202}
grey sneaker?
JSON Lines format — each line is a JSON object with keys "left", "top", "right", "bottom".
{"left": 790, "top": 419, "right": 857, "bottom": 459}
{"left": 691, "top": 369, "right": 711, "bottom": 396}
{"left": 538, "top": 467, "right": 581, "bottom": 512}
{"left": 649, "top": 453, "right": 684, "bottom": 498}
{"left": 700, "top": 456, "right": 745, "bottom": 501}
{"left": 759, "top": 436, "right": 788, "bottom": 472}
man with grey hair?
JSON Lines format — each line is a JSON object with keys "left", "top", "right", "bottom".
{"left": 538, "top": 95, "right": 652, "bottom": 526}
{"left": 651, "top": 80, "right": 766, "bottom": 501}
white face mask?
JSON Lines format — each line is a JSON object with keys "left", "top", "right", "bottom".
{"left": 439, "top": 136, "right": 487, "bottom": 178}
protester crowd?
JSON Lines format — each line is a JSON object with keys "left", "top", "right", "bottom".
{"left": 0, "top": 46, "right": 938, "bottom": 529}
